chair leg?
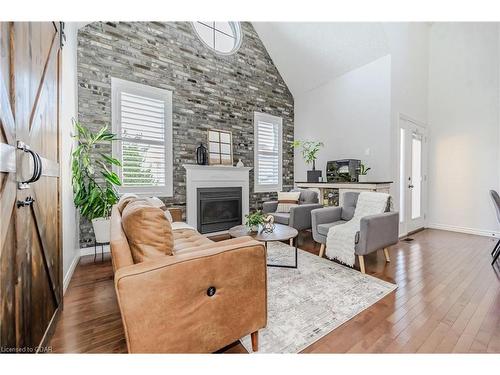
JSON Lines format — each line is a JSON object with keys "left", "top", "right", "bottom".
{"left": 289, "top": 238, "right": 294, "bottom": 246}
{"left": 491, "top": 239, "right": 500, "bottom": 256}
{"left": 319, "top": 243, "right": 325, "bottom": 258}
{"left": 358, "top": 255, "right": 366, "bottom": 274}
{"left": 251, "top": 331, "right": 259, "bottom": 352}
{"left": 383, "top": 247, "right": 391, "bottom": 263}
{"left": 492, "top": 246, "right": 500, "bottom": 265}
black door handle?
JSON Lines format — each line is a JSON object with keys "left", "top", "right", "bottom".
{"left": 17, "top": 141, "right": 43, "bottom": 188}
{"left": 17, "top": 196, "right": 35, "bottom": 208}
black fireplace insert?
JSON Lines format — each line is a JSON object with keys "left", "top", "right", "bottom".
{"left": 197, "top": 187, "right": 242, "bottom": 234}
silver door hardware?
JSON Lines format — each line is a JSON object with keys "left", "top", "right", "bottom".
{"left": 16, "top": 141, "right": 43, "bottom": 189}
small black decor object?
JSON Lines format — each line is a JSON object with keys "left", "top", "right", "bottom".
{"left": 307, "top": 169, "right": 322, "bottom": 182}
{"left": 196, "top": 143, "right": 208, "bottom": 165}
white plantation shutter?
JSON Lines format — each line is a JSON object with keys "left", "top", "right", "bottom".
{"left": 254, "top": 112, "right": 282, "bottom": 192}
{"left": 112, "top": 78, "right": 173, "bottom": 196}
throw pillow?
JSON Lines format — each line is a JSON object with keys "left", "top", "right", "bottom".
{"left": 145, "top": 196, "right": 166, "bottom": 208}
{"left": 121, "top": 200, "right": 174, "bottom": 263}
{"left": 116, "top": 193, "right": 139, "bottom": 213}
{"left": 276, "top": 191, "right": 301, "bottom": 213}
{"left": 159, "top": 206, "right": 173, "bottom": 222}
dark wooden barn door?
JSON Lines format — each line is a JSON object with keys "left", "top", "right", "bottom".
{"left": 0, "top": 22, "right": 62, "bottom": 352}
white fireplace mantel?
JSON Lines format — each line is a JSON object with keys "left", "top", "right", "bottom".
{"left": 183, "top": 164, "right": 252, "bottom": 232}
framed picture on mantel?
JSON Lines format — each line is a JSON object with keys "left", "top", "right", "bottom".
{"left": 208, "top": 129, "right": 233, "bottom": 165}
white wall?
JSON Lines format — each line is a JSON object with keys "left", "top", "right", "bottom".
{"left": 294, "top": 55, "right": 392, "bottom": 181}
{"left": 428, "top": 23, "right": 500, "bottom": 236}
{"left": 61, "top": 22, "right": 80, "bottom": 292}
{"left": 383, "top": 23, "right": 429, "bottom": 127}
{"left": 382, "top": 24, "right": 429, "bottom": 208}
{"left": 293, "top": 23, "right": 430, "bottom": 198}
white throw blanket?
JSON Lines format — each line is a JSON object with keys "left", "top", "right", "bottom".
{"left": 326, "top": 192, "right": 390, "bottom": 266}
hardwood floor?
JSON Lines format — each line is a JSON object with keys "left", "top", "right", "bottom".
{"left": 49, "top": 229, "right": 500, "bottom": 353}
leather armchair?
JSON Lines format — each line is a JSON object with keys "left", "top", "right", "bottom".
{"left": 262, "top": 188, "right": 323, "bottom": 232}
{"left": 311, "top": 192, "right": 399, "bottom": 273}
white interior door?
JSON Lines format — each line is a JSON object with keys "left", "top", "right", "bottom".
{"left": 399, "top": 116, "right": 428, "bottom": 235}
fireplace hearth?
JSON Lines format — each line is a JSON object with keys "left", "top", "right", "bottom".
{"left": 197, "top": 187, "right": 242, "bottom": 234}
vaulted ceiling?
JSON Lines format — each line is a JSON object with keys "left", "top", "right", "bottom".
{"left": 77, "top": 22, "right": 392, "bottom": 98}
{"left": 252, "top": 22, "right": 391, "bottom": 97}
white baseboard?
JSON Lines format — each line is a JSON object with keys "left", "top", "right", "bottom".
{"left": 62, "top": 245, "right": 111, "bottom": 296}
{"left": 80, "top": 244, "right": 111, "bottom": 257}
{"left": 427, "top": 223, "right": 500, "bottom": 238}
{"left": 63, "top": 253, "right": 80, "bottom": 295}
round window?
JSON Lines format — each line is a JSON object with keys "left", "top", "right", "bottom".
{"left": 192, "top": 22, "right": 242, "bottom": 55}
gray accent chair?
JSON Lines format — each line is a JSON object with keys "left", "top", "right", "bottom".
{"left": 263, "top": 188, "right": 323, "bottom": 244}
{"left": 490, "top": 190, "right": 500, "bottom": 265}
{"left": 311, "top": 192, "right": 399, "bottom": 273}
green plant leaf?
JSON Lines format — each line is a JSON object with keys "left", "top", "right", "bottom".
{"left": 71, "top": 121, "right": 121, "bottom": 221}
{"left": 100, "top": 153, "right": 121, "bottom": 166}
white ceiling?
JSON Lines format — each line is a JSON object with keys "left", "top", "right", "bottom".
{"left": 252, "top": 22, "right": 390, "bottom": 96}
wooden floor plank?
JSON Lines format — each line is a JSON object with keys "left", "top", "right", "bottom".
{"left": 469, "top": 292, "right": 500, "bottom": 352}
{"left": 352, "top": 242, "right": 486, "bottom": 353}
{"left": 48, "top": 229, "right": 500, "bottom": 353}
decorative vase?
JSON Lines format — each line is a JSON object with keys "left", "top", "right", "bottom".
{"left": 196, "top": 143, "right": 208, "bottom": 165}
{"left": 236, "top": 158, "right": 244, "bottom": 167}
{"left": 307, "top": 170, "right": 322, "bottom": 182}
{"left": 92, "top": 217, "right": 111, "bottom": 243}
{"left": 307, "top": 160, "right": 322, "bottom": 182}
{"left": 358, "top": 174, "right": 368, "bottom": 182}
{"left": 249, "top": 224, "right": 260, "bottom": 233}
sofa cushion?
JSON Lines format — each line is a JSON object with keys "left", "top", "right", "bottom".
{"left": 317, "top": 220, "right": 348, "bottom": 236}
{"left": 122, "top": 200, "right": 174, "bottom": 263}
{"left": 271, "top": 212, "right": 290, "bottom": 225}
{"left": 173, "top": 228, "right": 213, "bottom": 253}
{"left": 174, "top": 236, "right": 252, "bottom": 256}
{"left": 276, "top": 191, "right": 300, "bottom": 213}
{"left": 170, "top": 221, "right": 195, "bottom": 231}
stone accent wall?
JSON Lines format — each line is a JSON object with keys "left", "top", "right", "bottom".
{"left": 77, "top": 22, "right": 294, "bottom": 247}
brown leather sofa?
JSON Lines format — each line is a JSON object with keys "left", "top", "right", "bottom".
{"left": 110, "top": 203, "right": 267, "bottom": 353}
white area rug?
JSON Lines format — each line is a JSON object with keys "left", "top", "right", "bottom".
{"left": 240, "top": 241, "right": 396, "bottom": 353}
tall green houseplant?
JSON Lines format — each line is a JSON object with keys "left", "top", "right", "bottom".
{"left": 292, "top": 140, "right": 324, "bottom": 182}
{"left": 72, "top": 121, "right": 122, "bottom": 243}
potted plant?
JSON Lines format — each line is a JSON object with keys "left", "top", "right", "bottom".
{"left": 358, "top": 163, "right": 371, "bottom": 182}
{"left": 72, "top": 121, "right": 122, "bottom": 243}
{"left": 292, "top": 140, "right": 324, "bottom": 182}
{"left": 244, "top": 211, "right": 266, "bottom": 232}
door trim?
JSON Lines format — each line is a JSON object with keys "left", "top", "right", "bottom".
{"left": 398, "top": 113, "right": 428, "bottom": 236}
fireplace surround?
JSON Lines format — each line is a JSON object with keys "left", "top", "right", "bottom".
{"left": 183, "top": 164, "right": 251, "bottom": 234}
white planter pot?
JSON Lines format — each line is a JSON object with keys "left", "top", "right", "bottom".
{"left": 92, "top": 217, "right": 111, "bottom": 243}
{"left": 358, "top": 175, "right": 369, "bottom": 182}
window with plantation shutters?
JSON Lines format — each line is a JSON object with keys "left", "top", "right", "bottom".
{"left": 254, "top": 112, "right": 283, "bottom": 193}
{"left": 111, "top": 78, "right": 173, "bottom": 196}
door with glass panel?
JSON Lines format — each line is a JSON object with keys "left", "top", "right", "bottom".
{"left": 399, "top": 116, "right": 428, "bottom": 235}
